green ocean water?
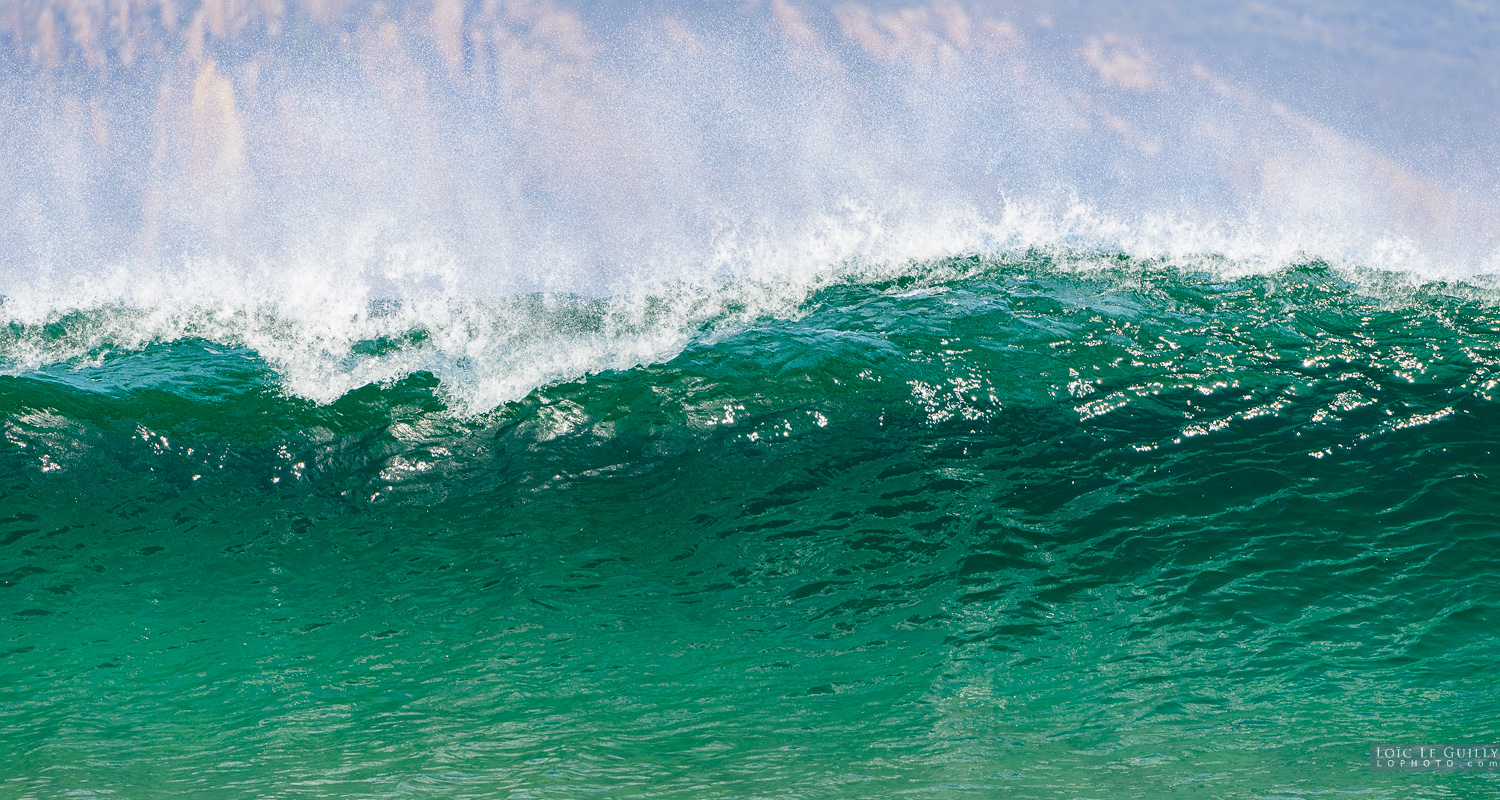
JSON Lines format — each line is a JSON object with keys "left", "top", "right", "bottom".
{"left": 4, "top": 257, "right": 1500, "bottom": 798}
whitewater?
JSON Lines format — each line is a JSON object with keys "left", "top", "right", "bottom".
{"left": 3, "top": 0, "right": 1497, "bottom": 412}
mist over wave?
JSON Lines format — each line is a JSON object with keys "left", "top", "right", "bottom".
{"left": 3, "top": 0, "right": 1497, "bottom": 411}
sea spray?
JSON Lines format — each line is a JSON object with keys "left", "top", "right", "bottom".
{"left": 4, "top": 2, "right": 1499, "bottom": 412}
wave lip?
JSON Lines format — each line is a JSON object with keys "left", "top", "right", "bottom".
{"left": 3, "top": 206, "right": 1497, "bottom": 416}
{"left": 6, "top": 228, "right": 1500, "bottom": 421}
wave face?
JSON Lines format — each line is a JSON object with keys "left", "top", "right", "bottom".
{"left": 6, "top": 259, "right": 1500, "bottom": 797}
{"left": 5, "top": 2, "right": 1500, "bottom": 798}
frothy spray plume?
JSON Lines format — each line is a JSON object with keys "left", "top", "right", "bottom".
{"left": 2, "top": 0, "right": 1497, "bottom": 411}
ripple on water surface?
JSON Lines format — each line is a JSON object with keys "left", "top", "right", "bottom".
{"left": 3, "top": 261, "right": 1500, "bottom": 798}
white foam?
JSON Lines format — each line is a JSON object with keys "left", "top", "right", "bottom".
{"left": 2, "top": 4, "right": 1497, "bottom": 413}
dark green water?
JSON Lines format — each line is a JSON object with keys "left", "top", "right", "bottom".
{"left": 4, "top": 258, "right": 1500, "bottom": 798}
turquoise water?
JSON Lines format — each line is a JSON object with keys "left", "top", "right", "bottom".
{"left": 5, "top": 258, "right": 1500, "bottom": 798}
